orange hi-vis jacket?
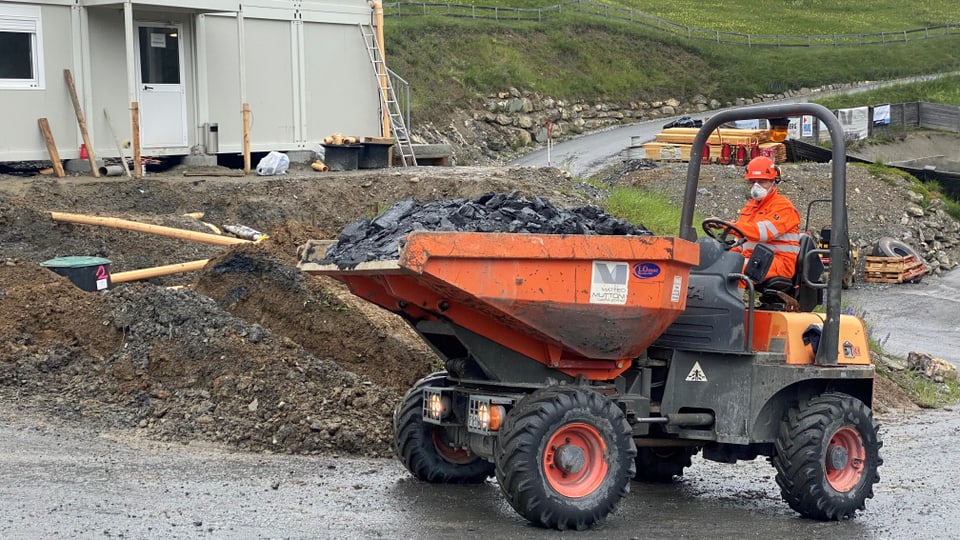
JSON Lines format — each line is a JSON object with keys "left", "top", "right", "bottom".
{"left": 732, "top": 188, "right": 801, "bottom": 281}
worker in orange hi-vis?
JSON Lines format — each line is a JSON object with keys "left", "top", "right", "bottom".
{"left": 732, "top": 156, "right": 801, "bottom": 281}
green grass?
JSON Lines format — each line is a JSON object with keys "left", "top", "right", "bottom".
{"left": 881, "top": 366, "right": 960, "bottom": 408}
{"left": 615, "top": 0, "right": 957, "bottom": 34}
{"left": 603, "top": 186, "right": 686, "bottom": 235}
{"left": 385, "top": 11, "right": 960, "bottom": 124}
{"left": 814, "top": 74, "right": 960, "bottom": 109}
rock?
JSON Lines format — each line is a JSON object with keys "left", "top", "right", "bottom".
{"left": 907, "top": 352, "right": 958, "bottom": 383}
{"left": 320, "top": 192, "right": 653, "bottom": 269}
{"left": 906, "top": 205, "right": 924, "bottom": 217}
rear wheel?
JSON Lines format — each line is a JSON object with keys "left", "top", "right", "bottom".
{"left": 772, "top": 392, "right": 882, "bottom": 520}
{"left": 393, "top": 371, "right": 494, "bottom": 484}
{"left": 633, "top": 446, "right": 698, "bottom": 482}
{"left": 495, "top": 386, "right": 636, "bottom": 530}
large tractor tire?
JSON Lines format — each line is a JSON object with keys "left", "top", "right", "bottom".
{"left": 771, "top": 392, "right": 882, "bottom": 520}
{"left": 495, "top": 386, "right": 636, "bottom": 530}
{"left": 393, "top": 371, "right": 494, "bottom": 484}
{"left": 873, "top": 237, "right": 921, "bottom": 260}
{"left": 633, "top": 446, "right": 698, "bottom": 482}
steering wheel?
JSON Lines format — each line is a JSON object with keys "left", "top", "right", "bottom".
{"left": 701, "top": 218, "right": 748, "bottom": 250}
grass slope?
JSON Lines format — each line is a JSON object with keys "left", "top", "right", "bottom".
{"left": 383, "top": 5, "right": 960, "bottom": 122}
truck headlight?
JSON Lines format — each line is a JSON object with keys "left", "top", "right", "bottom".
{"left": 422, "top": 387, "right": 451, "bottom": 423}
{"left": 468, "top": 396, "right": 506, "bottom": 434}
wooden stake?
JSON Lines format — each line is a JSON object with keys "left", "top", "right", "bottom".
{"left": 111, "top": 259, "right": 210, "bottom": 284}
{"left": 103, "top": 109, "right": 133, "bottom": 178}
{"left": 37, "top": 118, "right": 65, "bottom": 178}
{"left": 49, "top": 211, "right": 251, "bottom": 246}
{"left": 131, "top": 101, "right": 142, "bottom": 178}
{"left": 63, "top": 69, "right": 100, "bottom": 177}
{"left": 242, "top": 102, "right": 251, "bottom": 174}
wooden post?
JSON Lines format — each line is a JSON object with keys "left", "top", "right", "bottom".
{"left": 131, "top": 101, "right": 142, "bottom": 178}
{"left": 63, "top": 69, "right": 101, "bottom": 177}
{"left": 37, "top": 118, "right": 65, "bottom": 178}
{"left": 242, "top": 102, "right": 251, "bottom": 174}
{"left": 103, "top": 109, "right": 133, "bottom": 178}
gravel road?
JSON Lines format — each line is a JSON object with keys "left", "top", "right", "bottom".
{"left": 2, "top": 404, "right": 957, "bottom": 538}
{"left": 844, "top": 268, "right": 960, "bottom": 367}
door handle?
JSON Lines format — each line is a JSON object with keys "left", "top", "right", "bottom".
{"left": 143, "top": 85, "right": 154, "bottom": 90}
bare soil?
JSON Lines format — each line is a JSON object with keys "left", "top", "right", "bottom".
{"left": 0, "top": 155, "right": 946, "bottom": 457}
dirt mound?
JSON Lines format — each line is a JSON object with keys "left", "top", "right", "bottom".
{"left": 0, "top": 166, "right": 597, "bottom": 456}
{"left": 1, "top": 255, "right": 407, "bottom": 456}
{"left": 0, "top": 162, "right": 934, "bottom": 456}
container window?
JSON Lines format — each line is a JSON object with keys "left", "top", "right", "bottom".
{"left": 0, "top": 5, "right": 45, "bottom": 90}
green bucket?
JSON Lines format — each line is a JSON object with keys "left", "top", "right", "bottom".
{"left": 40, "top": 256, "right": 112, "bottom": 292}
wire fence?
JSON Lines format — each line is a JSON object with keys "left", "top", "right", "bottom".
{"left": 383, "top": 1, "right": 960, "bottom": 47}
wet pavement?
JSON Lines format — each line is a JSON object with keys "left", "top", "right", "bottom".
{"left": 844, "top": 268, "right": 960, "bottom": 367}
{"left": 2, "top": 405, "right": 958, "bottom": 539}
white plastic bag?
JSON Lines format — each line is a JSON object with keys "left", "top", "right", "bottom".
{"left": 312, "top": 142, "right": 326, "bottom": 161}
{"left": 256, "top": 151, "right": 290, "bottom": 176}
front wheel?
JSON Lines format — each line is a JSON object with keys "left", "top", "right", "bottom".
{"left": 393, "top": 371, "right": 494, "bottom": 484}
{"left": 771, "top": 392, "right": 882, "bottom": 520}
{"left": 495, "top": 386, "right": 636, "bottom": 531}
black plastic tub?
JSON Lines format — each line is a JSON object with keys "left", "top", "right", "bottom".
{"left": 321, "top": 144, "right": 362, "bottom": 171}
{"left": 359, "top": 142, "right": 394, "bottom": 169}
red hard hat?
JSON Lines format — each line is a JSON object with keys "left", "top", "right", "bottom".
{"left": 745, "top": 156, "right": 778, "bottom": 181}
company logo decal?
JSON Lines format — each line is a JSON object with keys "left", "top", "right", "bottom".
{"left": 632, "top": 262, "right": 661, "bottom": 279}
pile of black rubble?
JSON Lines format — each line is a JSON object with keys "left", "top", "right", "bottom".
{"left": 322, "top": 191, "right": 652, "bottom": 268}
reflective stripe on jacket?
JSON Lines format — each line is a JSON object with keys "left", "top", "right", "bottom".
{"left": 732, "top": 188, "right": 801, "bottom": 280}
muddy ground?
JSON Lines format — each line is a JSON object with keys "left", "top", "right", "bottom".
{"left": 0, "top": 156, "right": 954, "bottom": 458}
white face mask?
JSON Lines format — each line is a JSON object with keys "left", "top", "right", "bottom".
{"left": 750, "top": 183, "right": 769, "bottom": 200}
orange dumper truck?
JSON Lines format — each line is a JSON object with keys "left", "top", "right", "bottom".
{"left": 298, "top": 103, "right": 881, "bottom": 530}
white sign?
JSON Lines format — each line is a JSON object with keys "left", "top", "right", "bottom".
{"left": 150, "top": 33, "right": 167, "bottom": 48}
{"left": 838, "top": 106, "right": 869, "bottom": 140}
{"left": 873, "top": 104, "right": 891, "bottom": 126}
{"left": 659, "top": 146, "right": 682, "bottom": 161}
{"left": 590, "top": 261, "right": 628, "bottom": 305}
{"left": 685, "top": 361, "right": 708, "bottom": 382}
{"left": 801, "top": 115, "right": 814, "bottom": 137}
{"left": 787, "top": 116, "right": 801, "bottom": 140}
{"left": 671, "top": 275, "right": 683, "bottom": 303}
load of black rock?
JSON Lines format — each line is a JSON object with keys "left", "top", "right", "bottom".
{"left": 321, "top": 191, "right": 652, "bottom": 269}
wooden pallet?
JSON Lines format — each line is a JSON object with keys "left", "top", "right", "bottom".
{"left": 864, "top": 255, "right": 926, "bottom": 283}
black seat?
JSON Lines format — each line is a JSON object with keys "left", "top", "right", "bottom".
{"left": 755, "top": 233, "right": 823, "bottom": 311}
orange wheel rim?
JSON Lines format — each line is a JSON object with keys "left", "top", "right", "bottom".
{"left": 431, "top": 429, "right": 474, "bottom": 464}
{"left": 543, "top": 423, "right": 607, "bottom": 498}
{"left": 825, "top": 426, "right": 865, "bottom": 492}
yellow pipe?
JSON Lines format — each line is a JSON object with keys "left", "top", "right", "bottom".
{"left": 111, "top": 259, "right": 210, "bottom": 284}
{"left": 370, "top": 0, "right": 390, "bottom": 139}
{"left": 49, "top": 211, "right": 250, "bottom": 246}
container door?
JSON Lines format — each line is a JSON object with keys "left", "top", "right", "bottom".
{"left": 135, "top": 23, "right": 187, "bottom": 148}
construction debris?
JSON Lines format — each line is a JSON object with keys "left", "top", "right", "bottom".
{"left": 223, "top": 224, "right": 269, "bottom": 242}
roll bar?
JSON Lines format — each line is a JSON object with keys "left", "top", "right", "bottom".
{"left": 679, "top": 103, "right": 847, "bottom": 367}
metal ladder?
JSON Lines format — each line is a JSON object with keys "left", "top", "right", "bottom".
{"left": 359, "top": 24, "right": 417, "bottom": 166}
